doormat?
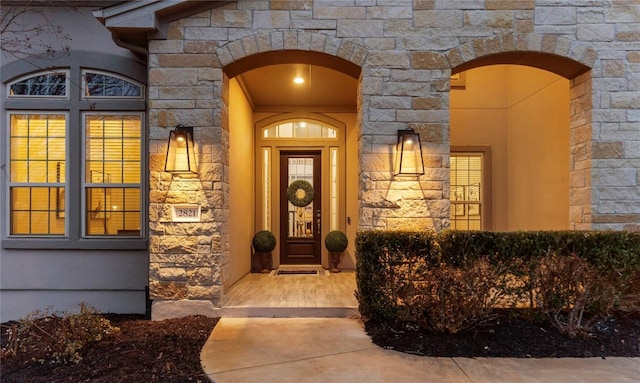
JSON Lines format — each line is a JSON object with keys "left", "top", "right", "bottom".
{"left": 276, "top": 270, "right": 319, "bottom": 275}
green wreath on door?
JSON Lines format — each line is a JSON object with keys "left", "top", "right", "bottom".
{"left": 287, "top": 180, "right": 315, "bottom": 207}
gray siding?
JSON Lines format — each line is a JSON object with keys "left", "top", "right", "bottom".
{"left": 0, "top": 6, "right": 148, "bottom": 321}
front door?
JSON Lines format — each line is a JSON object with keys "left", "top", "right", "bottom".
{"left": 280, "top": 151, "right": 322, "bottom": 265}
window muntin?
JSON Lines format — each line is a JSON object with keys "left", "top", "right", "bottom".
{"left": 8, "top": 71, "right": 68, "bottom": 98}
{"left": 263, "top": 120, "right": 337, "bottom": 139}
{"left": 450, "top": 153, "right": 483, "bottom": 231}
{"left": 82, "top": 71, "right": 143, "bottom": 99}
{"left": 84, "top": 114, "right": 142, "bottom": 236}
{"left": 8, "top": 113, "right": 67, "bottom": 235}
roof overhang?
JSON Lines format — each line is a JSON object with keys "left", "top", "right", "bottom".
{"left": 93, "top": 0, "right": 231, "bottom": 52}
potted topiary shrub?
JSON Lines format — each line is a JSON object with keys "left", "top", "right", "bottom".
{"left": 252, "top": 230, "right": 276, "bottom": 274}
{"left": 325, "top": 230, "right": 348, "bottom": 273}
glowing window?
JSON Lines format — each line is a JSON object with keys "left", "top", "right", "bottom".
{"left": 330, "top": 148, "right": 338, "bottom": 231}
{"left": 84, "top": 114, "right": 142, "bottom": 236}
{"left": 263, "top": 120, "right": 337, "bottom": 139}
{"left": 3, "top": 61, "right": 145, "bottom": 247}
{"left": 450, "top": 153, "right": 483, "bottom": 230}
{"left": 9, "top": 113, "right": 67, "bottom": 235}
{"left": 262, "top": 148, "right": 271, "bottom": 230}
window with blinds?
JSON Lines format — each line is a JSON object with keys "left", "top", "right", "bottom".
{"left": 9, "top": 114, "right": 67, "bottom": 235}
{"left": 84, "top": 114, "right": 142, "bottom": 236}
{"left": 5, "top": 68, "right": 144, "bottom": 243}
{"left": 450, "top": 153, "right": 483, "bottom": 230}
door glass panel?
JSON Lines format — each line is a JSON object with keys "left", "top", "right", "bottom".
{"left": 288, "top": 158, "right": 314, "bottom": 238}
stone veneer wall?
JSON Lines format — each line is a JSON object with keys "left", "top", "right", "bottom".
{"left": 146, "top": 0, "right": 640, "bottom": 313}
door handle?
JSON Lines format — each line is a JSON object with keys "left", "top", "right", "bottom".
{"left": 316, "top": 210, "right": 321, "bottom": 233}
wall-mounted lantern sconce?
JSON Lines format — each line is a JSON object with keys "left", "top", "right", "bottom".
{"left": 394, "top": 128, "right": 424, "bottom": 176}
{"left": 165, "top": 125, "right": 197, "bottom": 174}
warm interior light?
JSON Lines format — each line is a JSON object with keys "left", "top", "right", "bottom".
{"left": 298, "top": 121, "right": 307, "bottom": 128}
{"left": 293, "top": 76, "right": 304, "bottom": 84}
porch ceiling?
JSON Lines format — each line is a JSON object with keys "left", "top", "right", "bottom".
{"left": 236, "top": 64, "right": 358, "bottom": 113}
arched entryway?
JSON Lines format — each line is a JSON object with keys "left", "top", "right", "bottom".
{"left": 447, "top": 34, "right": 594, "bottom": 231}
{"left": 450, "top": 64, "right": 571, "bottom": 230}
{"left": 223, "top": 49, "right": 361, "bottom": 287}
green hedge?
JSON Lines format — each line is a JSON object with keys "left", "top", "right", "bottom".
{"left": 438, "top": 230, "right": 640, "bottom": 267}
{"left": 356, "top": 231, "right": 438, "bottom": 325}
{"left": 356, "top": 230, "right": 640, "bottom": 335}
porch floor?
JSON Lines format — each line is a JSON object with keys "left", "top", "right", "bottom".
{"left": 220, "top": 270, "right": 358, "bottom": 318}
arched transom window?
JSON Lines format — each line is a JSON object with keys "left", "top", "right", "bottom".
{"left": 263, "top": 120, "right": 337, "bottom": 139}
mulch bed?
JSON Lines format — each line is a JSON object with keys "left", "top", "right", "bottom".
{"left": 366, "top": 309, "right": 640, "bottom": 358}
{"left": 1, "top": 315, "right": 218, "bottom": 383}
{"left": 2, "top": 310, "right": 639, "bottom": 382}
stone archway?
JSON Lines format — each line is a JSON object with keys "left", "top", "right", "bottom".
{"left": 215, "top": 31, "right": 368, "bottom": 285}
{"left": 446, "top": 32, "right": 595, "bottom": 230}
{"left": 147, "top": 26, "right": 369, "bottom": 318}
{"left": 215, "top": 31, "right": 368, "bottom": 76}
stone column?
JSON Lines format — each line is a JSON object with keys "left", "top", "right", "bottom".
{"left": 568, "top": 72, "right": 593, "bottom": 230}
{"left": 147, "top": 24, "right": 229, "bottom": 318}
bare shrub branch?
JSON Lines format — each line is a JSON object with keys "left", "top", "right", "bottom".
{"left": 534, "top": 252, "right": 616, "bottom": 336}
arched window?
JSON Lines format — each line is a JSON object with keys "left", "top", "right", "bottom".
{"left": 263, "top": 120, "right": 337, "bottom": 139}
{"left": 82, "top": 70, "right": 143, "bottom": 98}
{"left": 8, "top": 70, "right": 69, "bottom": 98}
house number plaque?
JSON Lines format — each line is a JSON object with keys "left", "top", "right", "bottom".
{"left": 171, "top": 204, "right": 201, "bottom": 222}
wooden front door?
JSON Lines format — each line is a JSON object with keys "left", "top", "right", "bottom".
{"left": 280, "top": 151, "right": 322, "bottom": 265}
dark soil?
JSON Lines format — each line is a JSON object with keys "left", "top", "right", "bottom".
{"left": 366, "top": 309, "right": 640, "bottom": 358}
{"left": 2, "top": 310, "right": 638, "bottom": 383}
{"left": 1, "top": 315, "right": 218, "bottom": 383}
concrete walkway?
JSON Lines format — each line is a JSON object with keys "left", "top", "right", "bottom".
{"left": 200, "top": 317, "right": 640, "bottom": 383}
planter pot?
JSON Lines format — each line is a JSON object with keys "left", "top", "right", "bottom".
{"left": 329, "top": 251, "right": 342, "bottom": 273}
{"left": 257, "top": 251, "right": 272, "bottom": 274}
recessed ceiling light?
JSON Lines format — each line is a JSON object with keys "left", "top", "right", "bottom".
{"left": 293, "top": 76, "right": 304, "bottom": 84}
